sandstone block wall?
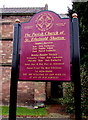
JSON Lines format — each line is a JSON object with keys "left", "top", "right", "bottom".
{"left": 1, "top": 15, "right": 51, "bottom": 106}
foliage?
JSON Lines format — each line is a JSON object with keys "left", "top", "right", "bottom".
{"left": 1, "top": 106, "right": 47, "bottom": 116}
{"left": 61, "top": 83, "right": 75, "bottom": 113}
{"left": 61, "top": 65, "right": 88, "bottom": 117}
{"left": 63, "top": 2, "right": 88, "bottom": 117}
{"left": 71, "top": 3, "right": 88, "bottom": 116}
{"left": 68, "top": 2, "right": 88, "bottom": 58}
{"left": 81, "top": 53, "right": 88, "bottom": 67}
{"left": 80, "top": 65, "right": 88, "bottom": 116}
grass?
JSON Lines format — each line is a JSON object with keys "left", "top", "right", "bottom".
{"left": 0, "top": 106, "right": 48, "bottom": 116}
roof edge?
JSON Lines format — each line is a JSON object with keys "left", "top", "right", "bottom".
{"left": 0, "top": 4, "right": 48, "bottom": 15}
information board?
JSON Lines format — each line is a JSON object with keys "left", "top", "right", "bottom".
{"left": 19, "top": 11, "right": 71, "bottom": 81}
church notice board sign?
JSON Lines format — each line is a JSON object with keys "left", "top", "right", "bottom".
{"left": 19, "top": 11, "right": 71, "bottom": 81}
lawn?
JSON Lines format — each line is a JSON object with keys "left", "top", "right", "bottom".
{"left": 0, "top": 106, "right": 48, "bottom": 116}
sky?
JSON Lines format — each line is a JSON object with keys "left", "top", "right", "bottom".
{"left": 0, "top": 0, "right": 73, "bottom": 14}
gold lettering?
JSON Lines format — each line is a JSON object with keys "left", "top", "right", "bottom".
{"left": 39, "top": 70, "right": 52, "bottom": 72}
{"left": 50, "top": 36, "right": 65, "bottom": 41}
{"left": 53, "top": 63, "right": 64, "bottom": 65}
{"left": 51, "top": 59, "right": 61, "bottom": 61}
{"left": 31, "top": 37, "right": 48, "bottom": 42}
{"left": 45, "top": 31, "right": 59, "bottom": 36}
{"left": 40, "top": 54, "right": 48, "bottom": 56}
{"left": 38, "top": 59, "right": 43, "bottom": 62}
{"left": 39, "top": 57, "right": 45, "bottom": 59}
{"left": 45, "top": 59, "right": 50, "bottom": 62}
{"left": 23, "top": 73, "right": 27, "bottom": 75}
{"left": 49, "top": 53, "right": 57, "bottom": 56}
{"left": 25, "top": 33, "right": 31, "bottom": 37}
{"left": 27, "top": 57, "right": 37, "bottom": 59}
{"left": 28, "top": 59, "right": 36, "bottom": 62}
{"left": 59, "top": 31, "right": 65, "bottom": 35}
{"left": 46, "top": 49, "right": 56, "bottom": 52}
{"left": 39, "top": 50, "right": 45, "bottom": 52}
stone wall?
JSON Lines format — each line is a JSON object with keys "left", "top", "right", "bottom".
{"left": 1, "top": 14, "right": 51, "bottom": 106}
{"left": 1, "top": 41, "right": 12, "bottom": 64}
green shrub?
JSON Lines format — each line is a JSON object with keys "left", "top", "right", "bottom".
{"left": 61, "top": 65, "right": 88, "bottom": 117}
{"left": 61, "top": 83, "right": 75, "bottom": 113}
{"left": 80, "top": 65, "right": 88, "bottom": 116}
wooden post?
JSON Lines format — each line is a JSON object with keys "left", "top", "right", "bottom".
{"left": 9, "top": 20, "right": 20, "bottom": 120}
{"left": 72, "top": 13, "right": 82, "bottom": 120}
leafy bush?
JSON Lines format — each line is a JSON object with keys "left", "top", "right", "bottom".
{"left": 61, "top": 82, "right": 75, "bottom": 113}
{"left": 61, "top": 65, "right": 88, "bottom": 117}
{"left": 80, "top": 65, "right": 88, "bottom": 116}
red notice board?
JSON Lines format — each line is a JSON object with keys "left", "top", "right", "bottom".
{"left": 19, "top": 11, "right": 71, "bottom": 81}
